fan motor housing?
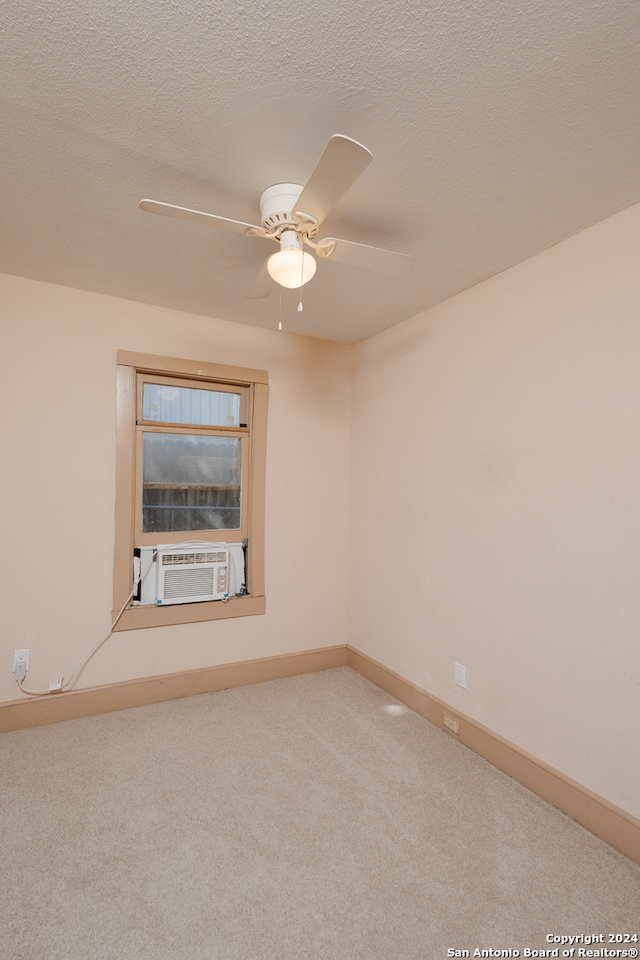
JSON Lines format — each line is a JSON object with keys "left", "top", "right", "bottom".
{"left": 259, "top": 183, "right": 318, "bottom": 239}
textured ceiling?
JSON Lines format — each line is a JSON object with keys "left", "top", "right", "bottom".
{"left": 1, "top": 0, "right": 639, "bottom": 343}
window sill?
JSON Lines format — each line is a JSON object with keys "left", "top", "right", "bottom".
{"left": 112, "top": 594, "right": 266, "bottom": 631}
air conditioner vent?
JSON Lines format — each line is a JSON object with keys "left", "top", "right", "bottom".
{"left": 161, "top": 551, "right": 226, "bottom": 565}
{"left": 163, "top": 567, "right": 216, "bottom": 600}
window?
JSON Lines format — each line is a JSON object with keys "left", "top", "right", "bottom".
{"left": 137, "top": 375, "right": 247, "bottom": 537}
{"left": 113, "top": 351, "right": 268, "bottom": 629}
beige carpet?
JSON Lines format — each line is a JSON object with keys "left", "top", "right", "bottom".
{"left": 1, "top": 666, "right": 638, "bottom": 960}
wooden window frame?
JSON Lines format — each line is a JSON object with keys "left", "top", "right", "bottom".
{"left": 113, "top": 351, "right": 268, "bottom": 630}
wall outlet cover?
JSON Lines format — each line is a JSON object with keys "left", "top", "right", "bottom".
{"left": 12, "top": 649, "right": 30, "bottom": 673}
{"left": 454, "top": 661, "right": 467, "bottom": 688}
{"left": 443, "top": 715, "right": 460, "bottom": 734}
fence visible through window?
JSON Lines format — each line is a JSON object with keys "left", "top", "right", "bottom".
{"left": 142, "top": 432, "right": 241, "bottom": 533}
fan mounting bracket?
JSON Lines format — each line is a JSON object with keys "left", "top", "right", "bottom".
{"left": 258, "top": 183, "right": 319, "bottom": 241}
{"left": 305, "top": 237, "right": 336, "bottom": 258}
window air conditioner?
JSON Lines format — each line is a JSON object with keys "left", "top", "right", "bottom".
{"left": 132, "top": 541, "right": 246, "bottom": 605}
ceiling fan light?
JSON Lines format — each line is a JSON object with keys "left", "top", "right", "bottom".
{"left": 267, "top": 248, "right": 317, "bottom": 289}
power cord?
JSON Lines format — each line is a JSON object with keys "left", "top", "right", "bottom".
{"left": 15, "top": 587, "right": 136, "bottom": 697}
{"left": 13, "top": 539, "right": 238, "bottom": 698}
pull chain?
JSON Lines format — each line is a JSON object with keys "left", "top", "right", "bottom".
{"left": 298, "top": 250, "right": 304, "bottom": 313}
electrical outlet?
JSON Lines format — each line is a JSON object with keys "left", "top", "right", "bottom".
{"left": 454, "top": 661, "right": 466, "bottom": 688}
{"left": 443, "top": 715, "right": 460, "bottom": 735}
{"left": 12, "top": 649, "right": 30, "bottom": 673}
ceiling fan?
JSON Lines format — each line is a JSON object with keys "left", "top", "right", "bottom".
{"left": 139, "top": 135, "right": 413, "bottom": 297}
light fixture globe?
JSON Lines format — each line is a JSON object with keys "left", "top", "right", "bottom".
{"left": 267, "top": 230, "right": 316, "bottom": 289}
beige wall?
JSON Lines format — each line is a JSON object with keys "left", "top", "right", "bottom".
{"left": 0, "top": 274, "right": 351, "bottom": 700}
{"left": 2, "top": 200, "right": 639, "bottom": 821}
{"left": 350, "top": 201, "right": 640, "bottom": 818}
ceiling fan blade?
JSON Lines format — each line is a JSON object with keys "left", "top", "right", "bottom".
{"left": 245, "top": 261, "right": 274, "bottom": 299}
{"left": 139, "top": 199, "right": 264, "bottom": 237}
{"left": 320, "top": 237, "right": 414, "bottom": 277}
{"left": 294, "top": 135, "right": 373, "bottom": 227}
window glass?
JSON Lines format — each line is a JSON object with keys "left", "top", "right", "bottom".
{"left": 142, "top": 383, "right": 241, "bottom": 427}
{"left": 142, "top": 433, "right": 241, "bottom": 533}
